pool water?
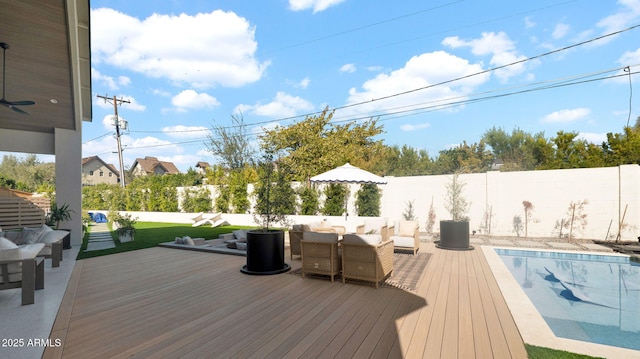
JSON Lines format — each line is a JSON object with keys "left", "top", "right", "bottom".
{"left": 496, "top": 249, "right": 640, "bottom": 351}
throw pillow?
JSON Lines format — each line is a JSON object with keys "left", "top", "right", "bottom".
{"left": 184, "top": 237, "right": 195, "bottom": 245}
{"left": 399, "top": 221, "right": 417, "bottom": 237}
{"left": 0, "top": 236, "right": 18, "bottom": 249}
{"left": 175, "top": 237, "right": 183, "bottom": 244}
{"left": 232, "top": 229, "right": 247, "bottom": 241}
{"left": 21, "top": 227, "right": 41, "bottom": 244}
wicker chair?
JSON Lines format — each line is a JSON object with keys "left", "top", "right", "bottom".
{"left": 389, "top": 220, "right": 420, "bottom": 255}
{"left": 341, "top": 234, "right": 394, "bottom": 288}
{"left": 301, "top": 232, "right": 341, "bottom": 282}
{"left": 288, "top": 228, "right": 303, "bottom": 260}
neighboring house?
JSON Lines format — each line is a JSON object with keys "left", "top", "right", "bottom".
{"left": 82, "top": 156, "right": 120, "bottom": 185}
{"left": 195, "top": 161, "right": 210, "bottom": 174}
{"left": 131, "top": 156, "right": 180, "bottom": 177}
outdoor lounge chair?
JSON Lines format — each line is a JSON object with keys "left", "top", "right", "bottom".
{"left": 191, "top": 212, "right": 228, "bottom": 227}
{"left": 341, "top": 233, "right": 394, "bottom": 288}
{"left": 389, "top": 220, "right": 420, "bottom": 254}
{"left": 301, "top": 231, "right": 341, "bottom": 282}
{"left": 356, "top": 218, "right": 390, "bottom": 240}
{"left": 288, "top": 225, "right": 303, "bottom": 260}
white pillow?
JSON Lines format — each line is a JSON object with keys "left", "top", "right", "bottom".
{"left": 184, "top": 237, "right": 195, "bottom": 245}
{"left": 398, "top": 221, "right": 418, "bottom": 237}
{"left": 0, "top": 236, "right": 18, "bottom": 249}
{"left": 175, "top": 237, "right": 183, "bottom": 244}
{"left": 232, "top": 230, "right": 247, "bottom": 240}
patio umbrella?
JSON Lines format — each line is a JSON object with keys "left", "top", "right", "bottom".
{"left": 310, "top": 163, "right": 387, "bottom": 219}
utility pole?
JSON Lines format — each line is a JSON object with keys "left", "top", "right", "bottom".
{"left": 97, "top": 94, "right": 130, "bottom": 188}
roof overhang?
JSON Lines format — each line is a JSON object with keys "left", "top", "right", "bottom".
{"left": 0, "top": 0, "right": 91, "bottom": 136}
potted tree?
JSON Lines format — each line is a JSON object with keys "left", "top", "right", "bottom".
{"left": 46, "top": 202, "right": 75, "bottom": 249}
{"left": 241, "top": 153, "right": 291, "bottom": 275}
{"left": 114, "top": 213, "right": 137, "bottom": 243}
{"left": 437, "top": 172, "right": 473, "bottom": 250}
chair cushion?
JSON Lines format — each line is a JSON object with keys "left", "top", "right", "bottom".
{"left": 363, "top": 219, "right": 386, "bottom": 234}
{"left": 390, "top": 235, "right": 415, "bottom": 248}
{"left": 0, "top": 237, "right": 18, "bottom": 249}
{"left": 398, "top": 221, "right": 418, "bottom": 237}
{"left": 232, "top": 229, "right": 248, "bottom": 241}
{"left": 302, "top": 231, "right": 338, "bottom": 243}
{"left": 343, "top": 234, "right": 382, "bottom": 245}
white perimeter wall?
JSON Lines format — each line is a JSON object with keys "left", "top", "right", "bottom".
{"left": 95, "top": 164, "right": 639, "bottom": 242}
{"left": 381, "top": 165, "right": 639, "bottom": 241}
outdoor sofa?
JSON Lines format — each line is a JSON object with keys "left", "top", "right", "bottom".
{"left": 0, "top": 224, "right": 67, "bottom": 267}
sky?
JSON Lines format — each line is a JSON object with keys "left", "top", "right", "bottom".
{"left": 77, "top": 0, "right": 640, "bottom": 172}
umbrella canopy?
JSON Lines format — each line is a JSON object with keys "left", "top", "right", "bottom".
{"left": 310, "top": 163, "right": 387, "bottom": 184}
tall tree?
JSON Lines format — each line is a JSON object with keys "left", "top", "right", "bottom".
{"left": 206, "top": 113, "right": 255, "bottom": 170}
{"left": 259, "top": 107, "right": 385, "bottom": 182}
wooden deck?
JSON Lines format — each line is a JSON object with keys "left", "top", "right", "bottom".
{"left": 43, "top": 243, "right": 527, "bottom": 358}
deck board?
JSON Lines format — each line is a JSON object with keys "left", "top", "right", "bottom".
{"left": 44, "top": 243, "right": 526, "bottom": 358}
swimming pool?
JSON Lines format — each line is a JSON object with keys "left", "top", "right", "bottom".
{"left": 495, "top": 248, "right": 640, "bottom": 351}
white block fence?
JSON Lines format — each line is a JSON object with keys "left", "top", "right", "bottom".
{"left": 94, "top": 164, "right": 639, "bottom": 241}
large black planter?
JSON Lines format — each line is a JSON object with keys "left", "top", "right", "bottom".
{"left": 437, "top": 220, "right": 473, "bottom": 250}
{"left": 241, "top": 230, "right": 291, "bottom": 275}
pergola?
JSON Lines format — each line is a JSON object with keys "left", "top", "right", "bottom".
{"left": 0, "top": 0, "right": 91, "bottom": 246}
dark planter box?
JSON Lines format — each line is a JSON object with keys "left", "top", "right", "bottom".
{"left": 241, "top": 230, "right": 290, "bottom": 275}
{"left": 437, "top": 220, "right": 473, "bottom": 251}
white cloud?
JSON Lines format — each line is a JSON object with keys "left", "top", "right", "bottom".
{"left": 91, "top": 8, "right": 269, "bottom": 88}
{"left": 344, "top": 51, "right": 488, "bottom": 116}
{"left": 171, "top": 90, "right": 220, "bottom": 112}
{"left": 552, "top": 23, "right": 570, "bottom": 39}
{"left": 92, "top": 69, "right": 118, "bottom": 90}
{"left": 94, "top": 94, "right": 146, "bottom": 111}
{"left": 541, "top": 108, "right": 591, "bottom": 123}
{"left": 400, "top": 122, "right": 430, "bottom": 131}
{"left": 524, "top": 17, "right": 536, "bottom": 29}
{"left": 236, "top": 91, "right": 314, "bottom": 118}
{"left": 597, "top": 0, "right": 640, "bottom": 34}
{"left": 288, "top": 0, "right": 346, "bottom": 13}
{"left": 340, "top": 63, "right": 356, "bottom": 73}
{"left": 297, "top": 77, "right": 310, "bottom": 88}
{"left": 442, "top": 32, "right": 527, "bottom": 81}
{"left": 162, "top": 125, "right": 210, "bottom": 139}
{"left": 577, "top": 132, "right": 607, "bottom": 144}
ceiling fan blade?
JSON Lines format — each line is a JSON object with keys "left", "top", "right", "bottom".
{"left": 1, "top": 101, "right": 30, "bottom": 115}
{"left": 6, "top": 100, "right": 35, "bottom": 106}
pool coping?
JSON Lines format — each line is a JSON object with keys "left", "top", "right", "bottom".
{"left": 482, "top": 245, "right": 640, "bottom": 359}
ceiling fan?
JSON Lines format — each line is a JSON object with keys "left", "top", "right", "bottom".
{"left": 1, "top": 42, "right": 35, "bottom": 115}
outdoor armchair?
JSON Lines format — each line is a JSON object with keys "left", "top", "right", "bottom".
{"left": 301, "top": 231, "right": 341, "bottom": 282}
{"left": 341, "top": 234, "right": 394, "bottom": 288}
{"left": 356, "top": 218, "right": 390, "bottom": 241}
{"left": 289, "top": 225, "right": 303, "bottom": 260}
{"left": 389, "top": 220, "right": 420, "bottom": 254}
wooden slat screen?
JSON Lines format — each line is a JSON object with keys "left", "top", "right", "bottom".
{"left": 0, "top": 197, "right": 49, "bottom": 230}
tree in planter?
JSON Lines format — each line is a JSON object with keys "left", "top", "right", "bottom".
{"left": 244, "top": 152, "right": 291, "bottom": 275}
{"left": 444, "top": 172, "right": 470, "bottom": 222}
{"left": 322, "top": 183, "right": 347, "bottom": 216}
{"left": 355, "top": 183, "right": 381, "bottom": 217}
{"left": 438, "top": 172, "right": 473, "bottom": 250}
{"left": 46, "top": 202, "right": 74, "bottom": 229}
{"left": 113, "top": 213, "right": 137, "bottom": 242}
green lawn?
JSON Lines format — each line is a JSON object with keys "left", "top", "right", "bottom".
{"left": 525, "top": 344, "right": 604, "bottom": 359}
{"left": 77, "top": 221, "right": 253, "bottom": 260}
